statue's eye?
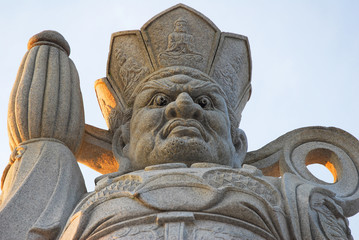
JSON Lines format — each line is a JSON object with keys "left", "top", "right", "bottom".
{"left": 195, "top": 96, "right": 213, "bottom": 109}
{"left": 151, "top": 94, "right": 170, "bottom": 107}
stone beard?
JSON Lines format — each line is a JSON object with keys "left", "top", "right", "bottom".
{"left": 0, "top": 4, "right": 358, "bottom": 240}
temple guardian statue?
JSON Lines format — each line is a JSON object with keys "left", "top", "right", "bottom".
{"left": 0, "top": 4, "right": 358, "bottom": 240}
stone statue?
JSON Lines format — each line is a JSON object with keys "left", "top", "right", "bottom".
{"left": 1, "top": 4, "right": 358, "bottom": 240}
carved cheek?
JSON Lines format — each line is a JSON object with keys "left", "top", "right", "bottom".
{"left": 132, "top": 108, "right": 164, "bottom": 135}
{"left": 206, "top": 111, "right": 230, "bottom": 138}
{"left": 129, "top": 108, "right": 161, "bottom": 161}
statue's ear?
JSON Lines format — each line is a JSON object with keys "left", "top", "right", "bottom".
{"left": 233, "top": 128, "right": 248, "bottom": 168}
{"left": 112, "top": 123, "right": 132, "bottom": 174}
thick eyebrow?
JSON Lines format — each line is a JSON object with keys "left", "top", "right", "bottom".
{"left": 190, "top": 81, "right": 223, "bottom": 94}
{"left": 140, "top": 79, "right": 224, "bottom": 96}
{"left": 140, "top": 79, "right": 176, "bottom": 92}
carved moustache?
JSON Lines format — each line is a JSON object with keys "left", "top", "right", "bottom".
{"left": 161, "top": 119, "right": 208, "bottom": 141}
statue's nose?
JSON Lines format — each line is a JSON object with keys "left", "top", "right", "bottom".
{"left": 165, "top": 92, "right": 203, "bottom": 120}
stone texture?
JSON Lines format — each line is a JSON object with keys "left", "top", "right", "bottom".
{"left": 27, "top": 30, "right": 71, "bottom": 56}
{"left": 7, "top": 31, "right": 85, "bottom": 154}
{"left": 60, "top": 165, "right": 286, "bottom": 239}
{"left": 0, "top": 139, "right": 86, "bottom": 239}
{"left": 0, "top": 3, "right": 358, "bottom": 240}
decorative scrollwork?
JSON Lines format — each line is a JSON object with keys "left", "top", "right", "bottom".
{"left": 80, "top": 175, "right": 142, "bottom": 211}
{"left": 245, "top": 126, "right": 359, "bottom": 217}
{"left": 202, "top": 168, "right": 279, "bottom": 205}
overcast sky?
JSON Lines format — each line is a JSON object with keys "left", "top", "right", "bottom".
{"left": 1, "top": 0, "right": 358, "bottom": 237}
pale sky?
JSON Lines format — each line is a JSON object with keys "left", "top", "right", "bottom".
{"left": 1, "top": 0, "right": 359, "bottom": 237}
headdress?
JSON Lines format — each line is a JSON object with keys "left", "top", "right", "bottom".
{"left": 95, "top": 4, "right": 252, "bottom": 130}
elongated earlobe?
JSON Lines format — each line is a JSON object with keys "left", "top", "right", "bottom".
{"left": 112, "top": 123, "right": 132, "bottom": 174}
{"left": 233, "top": 128, "right": 248, "bottom": 168}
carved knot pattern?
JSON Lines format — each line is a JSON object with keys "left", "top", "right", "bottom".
{"left": 1, "top": 145, "right": 28, "bottom": 189}
{"left": 80, "top": 177, "right": 142, "bottom": 211}
{"left": 10, "top": 146, "right": 27, "bottom": 163}
{"left": 107, "top": 225, "right": 162, "bottom": 239}
{"left": 203, "top": 170, "right": 278, "bottom": 205}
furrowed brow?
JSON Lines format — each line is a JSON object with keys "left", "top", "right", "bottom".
{"left": 140, "top": 80, "right": 176, "bottom": 92}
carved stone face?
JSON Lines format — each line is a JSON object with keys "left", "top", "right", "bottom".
{"left": 123, "top": 74, "right": 239, "bottom": 170}
{"left": 175, "top": 20, "right": 188, "bottom": 33}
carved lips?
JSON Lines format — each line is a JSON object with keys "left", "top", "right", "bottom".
{"left": 162, "top": 119, "right": 208, "bottom": 141}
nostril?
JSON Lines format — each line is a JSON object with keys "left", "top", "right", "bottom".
{"left": 168, "top": 108, "right": 176, "bottom": 118}
{"left": 165, "top": 103, "right": 177, "bottom": 119}
{"left": 192, "top": 109, "right": 203, "bottom": 120}
{"left": 193, "top": 109, "right": 202, "bottom": 120}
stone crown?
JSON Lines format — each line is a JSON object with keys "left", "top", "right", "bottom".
{"left": 103, "top": 4, "right": 252, "bottom": 125}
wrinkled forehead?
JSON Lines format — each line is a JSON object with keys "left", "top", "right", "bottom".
{"left": 129, "top": 67, "right": 229, "bottom": 106}
{"left": 140, "top": 74, "right": 223, "bottom": 94}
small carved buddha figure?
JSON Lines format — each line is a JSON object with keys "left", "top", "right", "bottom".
{"left": 0, "top": 4, "right": 358, "bottom": 240}
{"left": 166, "top": 18, "right": 195, "bottom": 54}
{"left": 159, "top": 17, "right": 203, "bottom": 65}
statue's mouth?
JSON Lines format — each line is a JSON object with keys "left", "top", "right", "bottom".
{"left": 162, "top": 119, "right": 208, "bottom": 141}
